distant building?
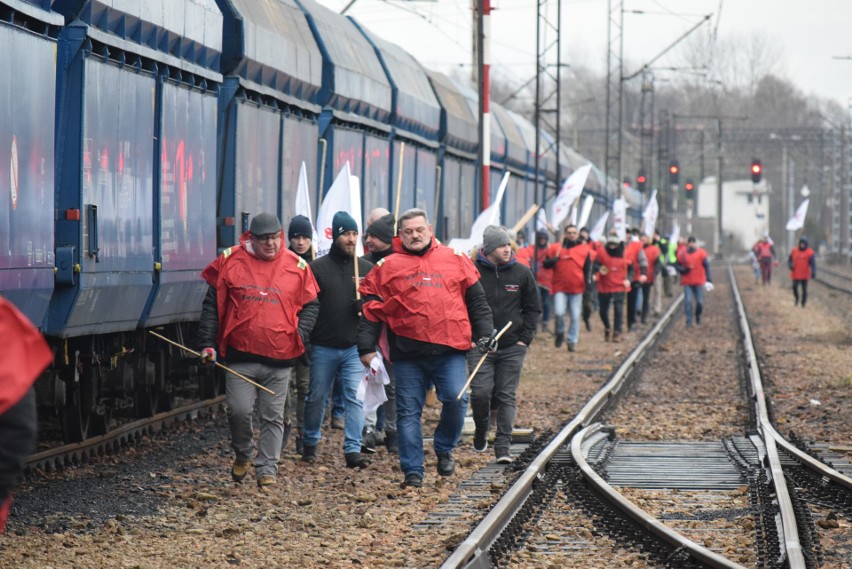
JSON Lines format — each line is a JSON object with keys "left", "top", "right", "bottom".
{"left": 695, "top": 177, "right": 771, "bottom": 255}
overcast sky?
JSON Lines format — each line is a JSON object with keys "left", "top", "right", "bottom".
{"left": 315, "top": 0, "right": 852, "bottom": 111}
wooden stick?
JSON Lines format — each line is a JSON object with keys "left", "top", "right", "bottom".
{"left": 456, "top": 321, "right": 513, "bottom": 400}
{"left": 148, "top": 331, "right": 275, "bottom": 395}
{"left": 393, "top": 141, "right": 405, "bottom": 233}
{"left": 511, "top": 204, "right": 540, "bottom": 234}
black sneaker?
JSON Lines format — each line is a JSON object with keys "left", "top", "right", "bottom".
{"left": 436, "top": 452, "right": 455, "bottom": 476}
{"left": 301, "top": 445, "right": 317, "bottom": 464}
{"left": 554, "top": 332, "right": 564, "bottom": 348}
{"left": 402, "top": 473, "right": 423, "bottom": 488}
{"left": 495, "top": 447, "right": 513, "bottom": 464}
{"left": 385, "top": 431, "right": 398, "bottom": 454}
{"left": 345, "top": 452, "right": 371, "bottom": 469}
{"left": 361, "top": 427, "right": 377, "bottom": 454}
{"left": 473, "top": 429, "right": 488, "bottom": 453}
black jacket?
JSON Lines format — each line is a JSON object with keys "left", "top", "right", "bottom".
{"left": 475, "top": 252, "right": 541, "bottom": 347}
{"left": 310, "top": 241, "right": 374, "bottom": 348}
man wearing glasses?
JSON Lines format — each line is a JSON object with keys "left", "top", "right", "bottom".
{"left": 543, "top": 224, "right": 592, "bottom": 352}
{"left": 357, "top": 208, "right": 493, "bottom": 489}
{"left": 198, "top": 213, "right": 319, "bottom": 488}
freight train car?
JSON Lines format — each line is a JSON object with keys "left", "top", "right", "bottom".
{"left": 0, "top": 0, "right": 611, "bottom": 444}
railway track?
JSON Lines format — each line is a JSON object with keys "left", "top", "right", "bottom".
{"left": 441, "top": 266, "right": 852, "bottom": 568}
{"left": 814, "top": 266, "right": 852, "bottom": 295}
{"left": 25, "top": 397, "right": 225, "bottom": 475}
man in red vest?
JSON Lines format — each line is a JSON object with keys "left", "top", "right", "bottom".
{"left": 675, "top": 236, "right": 713, "bottom": 327}
{"left": 0, "top": 298, "right": 52, "bottom": 533}
{"left": 788, "top": 237, "right": 816, "bottom": 307}
{"left": 754, "top": 235, "right": 777, "bottom": 286}
{"left": 199, "top": 213, "right": 320, "bottom": 488}
{"left": 592, "top": 230, "right": 635, "bottom": 342}
{"left": 357, "top": 208, "right": 493, "bottom": 489}
{"left": 543, "top": 224, "right": 591, "bottom": 351}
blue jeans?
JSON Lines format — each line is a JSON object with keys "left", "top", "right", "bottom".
{"left": 303, "top": 345, "right": 365, "bottom": 455}
{"left": 394, "top": 354, "right": 468, "bottom": 477}
{"left": 553, "top": 291, "right": 583, "bottom": 344}
{"left": 683, "top": 284, "right": 705, "bottom": 326}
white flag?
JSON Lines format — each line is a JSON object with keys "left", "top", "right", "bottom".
{"left": 642, "top": 190, "right": 659, "bottom": 238}
{"left": 611, "top": 198, "right": 627, "bottom": 241}
{"left": 294, "top": 161, "right": 318, "bottom": 243}
{"left": 785, "top": 199, "right": 809, "bottom": 231}
{"left": 448, "top": 172, "right": 510, "bottom": 252}
{"left": 551, "top": 164, "right": 591, "bottom": 228}
{"left": 589, "top": 211, "right": 609, "bottom": 242}
{"left": 577, "top": 195, "right": 595, "bottom": 229}
{"left": 669, "top": 220, "right": 680, "bottom": 246}
{"left": 535, "top": 207, "right": 548, "bottom": 231}
{"left": 316, "top": 162, "right": 362, "bottom": 257}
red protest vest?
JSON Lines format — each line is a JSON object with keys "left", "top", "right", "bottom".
{"left": 625, "top": 240, "right": 642, "bottom": 281}
{"left": 0, "top": 298, "right": 52, "bottom": 415}
{"left": 678, "top": 247, "right": 708, "bottom": 286}
{"left": 756, "top": 241, "right": 774, "bottom": 260}
{"left": 360, "top": 238, "right": 481, "bottom": 351}
{"left": 201, "top": 233, "right": 319, "bottom": 360}
{"left": 517, "top": 244, "right": 553, "bottom": 290}
{"left": 789, "top": 247, "right": 814, "bottom": 280}
{"left": 546, "top": 241, "right": 590, "bottom": 294}
{"left": 643, "top": 244, "right": 661, "bottom": 284}
{"left": 595, "top": 247, "right": 631, "bottom": 293}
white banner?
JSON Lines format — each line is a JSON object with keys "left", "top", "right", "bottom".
{"left": 611, "top": 198, "right": 627, "bottom": 241}
{"left": 577, "top": 195, "right": 595, "bottom": 229}
{"left": 294, "top": 161, "right": 318, "bottom": 243}
{"left": 669, "top": 220, "right": 680, "bottom": 246}
{"left": 642, "top": 190, "right": 659, "bottom": 238}
{"left": 551, "top": 164, "right": 591, "bottom": 228}
{"left": 589, "top": 211, "right": 609, "bottom": 242}
{"left": 315, "top": 162, "right": 362, "bottom": 257}
{"left": 785, "top": 198, "right": 809, "bottom": 231}
{"left": 448, "top": 172, "right": 510, "bottom": 253}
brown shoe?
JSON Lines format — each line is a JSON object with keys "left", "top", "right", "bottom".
{"left": 612, "top": 331, "right": 621, "bottom": 343}
{"left": 231, "top": 459, "right": 251, "bottom": 482}
{"left": 257, "top": 475, "right": 276, "bottom": 487}
{"left": 604, "top": 329, "right": 611, "bottom": 342}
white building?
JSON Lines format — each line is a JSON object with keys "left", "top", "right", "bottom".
{"left": 695, "top": 177, "right": 771, "bottom": 254}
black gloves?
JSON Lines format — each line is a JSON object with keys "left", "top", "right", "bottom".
{"left": 476, "top": 330, "right": 499, "bottom": 354}
{"left": 352, "top": 298, "right": 364, "bottom": 317}
{"left": 542, "top": 257, "right": 558, "bottom": 269}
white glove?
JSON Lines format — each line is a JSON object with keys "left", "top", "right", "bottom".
{"left": 704, "top": 281, "right": 714, "bottom": 292}
{"left": 666, "top": 265, "right": 677, "bottom": 277}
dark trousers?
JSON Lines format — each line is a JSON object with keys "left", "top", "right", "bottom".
{"left": 538, "top": 286, "right": 552, "bottom": 328}
{"left": 466, "top": 344, "right": 528, "bottom": 450}
{"left": 626, "top": 284, "right": 640, "bottom": 329}
{"left": 793, "top": 280, "right": 809, "bottom": 306}
{"left": 598, "top": 292, "right": 625, "bottom": 333}
{"left": 640, "top": 282, "right": 654, "bottom": 323}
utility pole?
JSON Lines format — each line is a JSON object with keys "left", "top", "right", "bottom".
{"left": 475, "top": 0, "right": 492, "bottom": 210}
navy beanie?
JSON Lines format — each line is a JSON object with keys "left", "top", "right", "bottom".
{"left": 287, "top": 215, "right": 313, "bottom": 240}
{"left": 332, "top": 211, "right": 358, "bottom": 236}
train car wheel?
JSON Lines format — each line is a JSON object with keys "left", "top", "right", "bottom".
{"left": 133, "top": 359, "right": 158, "bottom": 418}
{"left": 60, "top": 358, "right": 99, "bottom": 442}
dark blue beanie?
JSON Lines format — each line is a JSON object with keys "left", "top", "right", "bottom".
{"left": 288, "top": 215, "right": 313, "bottom": 240}
{"left": 332, "top": 211, "right": 358, "bottom": 236}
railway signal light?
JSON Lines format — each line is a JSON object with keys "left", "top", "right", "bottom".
{"left": 684, "top": 179, "right": 695, "bottom": 196}
{"left": 636, "top": 171, "right": 647, "bottom": 192}
{"left": 750, "top": 159, "right": 762, "bottom": 183}
{"left": 668, "top": 160, "right": 679, "bottom": 185}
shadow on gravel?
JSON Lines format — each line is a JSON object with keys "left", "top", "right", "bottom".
{"left": 7, "top": 415, "right": 230, "bottom": 534}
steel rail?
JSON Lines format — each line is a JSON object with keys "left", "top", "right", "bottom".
{"left": 27, "top": 396, "right": 226, "bottom": 472}
{"left": 441, "top": 293, "right": 684, "bottom": 569}
{"left": 729, "top": 265, "right": 807, "bottom": 567}
{"left": 571, "top": 423, "right": 745, "bottom": 569}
